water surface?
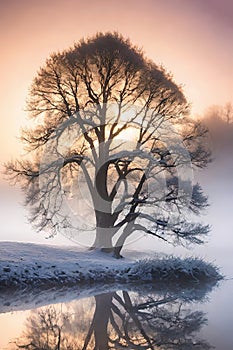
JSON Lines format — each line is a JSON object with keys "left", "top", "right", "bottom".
{"left": 1, "top": 279, "right": 232, "bottom": 350}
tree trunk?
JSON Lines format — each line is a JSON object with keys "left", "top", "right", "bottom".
{"left": 92, "top": 227, "right": 113, "bottom": 252}
{"left": 113, "top": 222, "right": 134, "bottom": 258}
{"left": 92, "top": 210, "right": 114, "bottom": 252}
{"left": 92, "top": 158, "right": 115, "bottom": 252}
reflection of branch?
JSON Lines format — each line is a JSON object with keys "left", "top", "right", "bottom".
{"left": 82, "top": 318, "right": 95, "bottom": 350}
{"left": 122, "top": 291, "right": 154, "bottom": 350}
{"left": 13, "top": 288, "right": 213, "bottom": 350}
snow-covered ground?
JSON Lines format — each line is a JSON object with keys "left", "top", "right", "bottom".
{"left": 0, "top": 242, "right": 222, "bottom": 313}
{"left": 0, "top": 241, "right": 222, "bottom": 286}
{"left": 0, "top": 242, "right": 136, "bottom": 287}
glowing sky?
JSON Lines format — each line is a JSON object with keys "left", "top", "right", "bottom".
{"left": 0, "top": 0, "right": 233, "bottom": 163}
{"left": 0, "top": 0, "right": 232, "bottom": 263}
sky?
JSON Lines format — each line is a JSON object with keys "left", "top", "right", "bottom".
{"left": 0, "top": 0, "right": 232, "bottom": 255}
{"left": 0, "top": 0, "right": 233, "bottom": 162}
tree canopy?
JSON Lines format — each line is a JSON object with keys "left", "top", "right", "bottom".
{"left": 6, "top": 32, "right": 211, "bottom": 257}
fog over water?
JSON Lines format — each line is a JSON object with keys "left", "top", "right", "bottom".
{"left": 198, "top": 112, "right": 233, "bottom": 257}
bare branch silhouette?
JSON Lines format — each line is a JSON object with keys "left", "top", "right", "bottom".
{"left": 5, "top": 32, "right": 211, "bottom": 257}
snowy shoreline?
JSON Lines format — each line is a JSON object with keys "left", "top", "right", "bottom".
{"left": 0, "top": 242, "right": 223, "bottom": 313}
{"left": 0, "top": 242, "right": 222, "bottom": 288}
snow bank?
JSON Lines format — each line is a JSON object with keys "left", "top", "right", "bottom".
{"left": 0, "top": 242, "right": 223, "bottom": 313}
{"left": 128, "top": 256, "right": 223, "bottom": 282}
{"left": 0, "top": 242, "right": 222, "bottom": 289}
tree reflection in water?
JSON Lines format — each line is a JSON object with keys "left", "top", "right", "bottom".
{"left": 11, "top": 288, "right": 213, "bottom": 350}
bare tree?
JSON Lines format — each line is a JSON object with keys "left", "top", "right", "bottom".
{"left": 205, "top": 102, "right": 233, "bottom": 124}
{"left": 222, "top": 102, "right": 233, "bottom": 124}
{"left": 12, "top": 306, "right": 80, "bottom": 350}
{"left": 6, "top": 32, "right": 211, "bottom": 257}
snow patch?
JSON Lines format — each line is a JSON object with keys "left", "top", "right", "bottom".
{"left": 0, "top": 242, "right": 222, "bottom": 289}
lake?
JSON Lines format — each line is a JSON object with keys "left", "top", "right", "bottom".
{"left": 0, "top": 275, "right": 232, "bottom": 350}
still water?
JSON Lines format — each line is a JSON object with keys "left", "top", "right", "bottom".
{"left": 0, "top": 279, "right": 232, "bottom": 350}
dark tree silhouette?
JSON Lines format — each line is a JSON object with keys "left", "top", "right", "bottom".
{"left": 11, "top": 306, "right": 80, "bottom": 350}
{"left": 222, "top": 102, "right": 233, "bottom": 124}
{"left": 6, "top": 32, "right": 211, "bottom": 257}
{"left": 11, "top": 290, "right": 212, "bottom": 350}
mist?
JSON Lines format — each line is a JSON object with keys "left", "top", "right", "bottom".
{"left": 196, "top": 109, "right": 233, "bottom": 269}
{"left": 1, "top": 109, "right": 233, "bottom": 275}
